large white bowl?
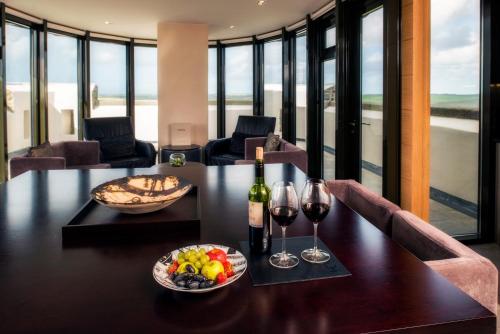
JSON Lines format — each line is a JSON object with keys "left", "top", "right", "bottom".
{"left": 90, "top": 174, "right": 192, "bottom": 214}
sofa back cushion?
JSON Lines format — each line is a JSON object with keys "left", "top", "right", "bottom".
{"left": 392, "top": 210, "right": 459, "bottom": 261}
{"left": 327, "top": 179, "right": 400, "bottom": 235}
{"left": 27, "top": 142, "right": 53, "bottom": 158}
{"left": 235, "top": 116, "right": 276, "bottom": 137}
{"left": 229, "top": 132, "right": 249, "bottom": 155}
{"left": 83, "top": 117, "right": 136, "bottom": 160}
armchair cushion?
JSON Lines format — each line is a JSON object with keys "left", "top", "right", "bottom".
{"left": 135, "top": 140, "right": 157, "bottom": 165}
{"left": 229, "top": 132, "right": 248, "bottom": 155}
{"left": 264, "top": 133, "right": 280, "bottom": 152}
{"left": 100, "top": 134, "right": 136, "bottom": 160}
{"left": 27, "top": 141, "right": 54, "bottom": 157}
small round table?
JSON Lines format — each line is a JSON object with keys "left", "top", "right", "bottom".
{"left": 159, "top": 144, "right": 202, "bottom": 163}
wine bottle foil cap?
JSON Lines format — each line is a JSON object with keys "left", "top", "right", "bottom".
{"left": 256, "top": 147, "right": 264, "bottom": 160}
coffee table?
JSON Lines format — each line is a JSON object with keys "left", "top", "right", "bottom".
{"left": 0, "top": 163, "right": 495, "bottom": 333}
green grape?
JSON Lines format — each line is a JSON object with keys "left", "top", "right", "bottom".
{"left": 199, "top": 248, "right": 206, "bottom": 255}
{"left": 194, "top": 261, "right": 202, "bottom": 269}
{"left": 178, "top": 258, "right": 185, "bottom": 264}
{"left": 185, "top": 250, "right": 193, "bottom": 258}
{"left": 200, "top": 255, "right": 208, "bottom": 265}
{"left": 188, "top": 255, "right": 198, "bottom": 263}
{"left": 177, "top": 252, "right": 185, "bottom": 260}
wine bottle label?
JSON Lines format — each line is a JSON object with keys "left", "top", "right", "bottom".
{"left": 248, "top": 201, "right": 263, "bottom": 228}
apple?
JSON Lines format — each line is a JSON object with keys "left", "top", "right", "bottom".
{"left": 201, "top": 260, "right": 225, "bottom": 281}
{"left": 206, "top": 249, "right": 227, "bottom": 263}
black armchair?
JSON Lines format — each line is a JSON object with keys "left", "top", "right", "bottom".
{"left": 205, "top": 115, "right": 276, "bottom": 166}
{"left": 83, "top": 117, "right": 157, "bottom": 168}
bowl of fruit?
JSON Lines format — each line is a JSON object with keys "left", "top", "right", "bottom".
{"left": 153, "top": 244, "right": 247, "bottom": 293}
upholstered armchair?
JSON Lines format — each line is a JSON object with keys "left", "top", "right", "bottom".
{"left": 392, "top": 210, "right": 498, "bottom": 314}
{"left": 10, "top": 141, "right": 110, "bottom": 178}
{"left": 326, "top": 179, "right": 400, "bottom": 236}
{"left": 235, "top": 137, "right": 308, "bottom": 173}
{"left": 205, "top": 116, "right": 276, "bottom": 166}
{"left": 83, "top": 117, "right": 156, "bottom": 168}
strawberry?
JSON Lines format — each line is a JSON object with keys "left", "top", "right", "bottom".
{"left": 223, "top": 261, "right": 234, "bottom": 277}
{"left": 167, "top": 260, "right": 179, "bottom": 274}
{"left": 216, "top": 272, "right": 227, "bottom": 284}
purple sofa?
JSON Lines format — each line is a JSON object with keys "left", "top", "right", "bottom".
{"left": 10, "top": 141, "right": 110, "bottom": 178}
{"left": 327, "top": 179, "right": 400, "bottom": 236}
{"left": 235, "top": 137, "right": 308, "bottom": 173}
{"left": 393, "top": 210, "right": 498, "bottom": 314}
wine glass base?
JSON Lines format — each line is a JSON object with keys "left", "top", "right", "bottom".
{"left": 269, "top": 253, "right": 299, "bottom": 269}
{"left": 301, "top": 248, "right": 330, "bottom": 264}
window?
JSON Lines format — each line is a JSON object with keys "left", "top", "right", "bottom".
{"left": 295, "top": 32, "right": 307, "bottom": 150}
{"left": 361, "top": 7, "right": 384, "bottom": 195}
{"left": 47, "top": 33, "right": 79, "bottom": 142}
{"left": 6, "top": 22, "right": 33, "bottom": 155}
{"left": 208, "top": 48, "right": 217, "bottom": 140}
{"left": 90, "top": 41, "right": 127, "bottom": 118}
{"left": 224, "top": 45, "right": 253, "bottom": 135}
{"left": 323, "top": 59, "right": 336, "bottom": 180}
{"left": 263, "top": 39, "right": 282, "bottom": 135}
{"left": 134, "top": 46, "right": 158, "bottom": 143}
{"left": 430, "top": 0, "right": 480, "bottom": 235}
{"left": 325, "top": 27, "right": 336, "bottom": 48}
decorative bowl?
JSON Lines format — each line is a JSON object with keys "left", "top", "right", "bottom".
{"left": 153, "top": 244, "right": 247, "bottom": 293}
{"left": 90, "top": 174, "right": 192, "bottom": 214}
{"left": 169, "top": 153, "right": 186, "bottom": 167}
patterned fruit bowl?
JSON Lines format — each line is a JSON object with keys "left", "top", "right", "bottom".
{"left": 90, "top": 174, "right": 192, "bottom": 214}
{"left": 153, "top": 244, "right": 247, "bottom": 293}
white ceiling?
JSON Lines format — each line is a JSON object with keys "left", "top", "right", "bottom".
{"left": 4, "top": 0, "right": 332, "bottom": 40}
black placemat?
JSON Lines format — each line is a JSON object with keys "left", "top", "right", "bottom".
{"left": 239, "top": 236, "right": 351, "bottom": 286}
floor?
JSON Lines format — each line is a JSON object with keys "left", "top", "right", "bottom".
{"left": 469, "top": 244, "right": 500, "bottom": 331}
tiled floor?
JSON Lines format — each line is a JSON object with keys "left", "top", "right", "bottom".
{"left": 469, "top": 244, "right": 500, "bottom": 331}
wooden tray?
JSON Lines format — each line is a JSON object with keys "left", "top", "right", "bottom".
{"left": 62, "top": 187, "right": 200, "bottom": 244}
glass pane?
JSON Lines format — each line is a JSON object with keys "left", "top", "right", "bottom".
{"left": 430, "top": 0, "right": 480, "bottom": 235}
{"left": 225, "top": 45, "right": 253, "bottom": 135}
{"left": 208, "top": 48, "right": 217, "bottom": 140}
{"left": 295, "top": 32, "right": 307, "bottom": 151}
{"left": 325, "top": 27, "right": 336, "bottom": 48}
{"left": 323, "top": 59, "right": 335, "bottom": 180}
{"left": 361, "top": 7, "right": 384, "bottom": 195}
{"left": 264, "top": 40, "right": 282, "bottom": 135}
{"left": 6, "top": 23, "right": 32, "bottom": 155}
{"left": 90, "top": 41, "right": 127, "bottom": 118}
{"left": 47, "top": 33, "right": 78, "bottom": 142}
{"left": 134, "top": 46, "right": 158, "bottom": 144}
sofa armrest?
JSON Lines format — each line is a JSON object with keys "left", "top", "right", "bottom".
{"left": 244, "top": 137, "right": 267, "bottom": 160}
{"left": 263, "top": 150, "right": 308, "bottom": 173}
{"left": 135, "top": 140, "right": 157, "bottom": 161}
{"left": 205, "top": 138, "right": 232, "bottom": 165}
{"left": 10, "top": 157, "right": 66, "bottom": 179}
{"left": 63, "top": 141, "right": 101, "bottom": 166}
{"left": 426, "top": 257, "right": 498, "bottom": 314}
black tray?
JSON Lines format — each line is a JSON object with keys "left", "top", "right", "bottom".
{"left": 239, "top": 236, "right": 351, "bottom": 286}
{"left": 62, "top": 187, "right": 200, "bottom": 244}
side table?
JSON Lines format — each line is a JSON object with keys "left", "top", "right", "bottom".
{"left": 159, "top": 144, "right": 202, "bottom": 163}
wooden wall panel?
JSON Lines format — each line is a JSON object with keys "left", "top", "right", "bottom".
{"left": 400, "top": 0, "right": 430, "bottom": 220}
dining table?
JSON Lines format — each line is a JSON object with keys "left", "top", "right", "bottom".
{"left": 0, "top": 163, "right": 495, "bottom": 333}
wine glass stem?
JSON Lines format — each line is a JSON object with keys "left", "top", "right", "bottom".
{"left": 313, "top": 222, "right": 319, "bottom": 254}
{"left": 281, "top": 226, "right": 287, "bottom": 258}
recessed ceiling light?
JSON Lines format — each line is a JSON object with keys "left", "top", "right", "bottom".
{"left": 104, "top": 21, "right": 112, "bottom": 25}
{"left": 229, "top": 25, "right": 235, "bottom": 29}
{"left": 257, "top": 0, "right": 266, "bottom": 6}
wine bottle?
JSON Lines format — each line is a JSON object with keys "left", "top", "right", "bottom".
{"left": 248, "top": 147, "right": 272, "bottom": 254}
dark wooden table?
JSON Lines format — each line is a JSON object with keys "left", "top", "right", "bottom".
{"left": 0, "top": 163, "right": 495, "bottom": 333}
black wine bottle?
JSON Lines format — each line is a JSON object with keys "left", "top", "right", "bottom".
{"left": 248, "top": 147, "right": 272, "bottom": 253}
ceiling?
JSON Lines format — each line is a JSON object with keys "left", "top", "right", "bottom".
{"left": 4, "top": 0, "right": 332, "bottom": 40}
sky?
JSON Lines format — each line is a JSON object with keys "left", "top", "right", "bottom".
{"left": 6, "top": 0, "right": 480, "bottom": 98}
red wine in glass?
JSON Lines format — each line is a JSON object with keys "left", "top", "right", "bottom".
{"left": 270, "top": 206, "right": 299, "bottom": 227}
{"left": 302, "top": 203, "right": 330, "bottom": 223}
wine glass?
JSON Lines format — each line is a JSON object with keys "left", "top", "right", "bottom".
{"left": 268, "top": 181, "right": 300, "bottom": 269}
{"left": 300, "top": 178, "right": 331, "bottom": 263}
